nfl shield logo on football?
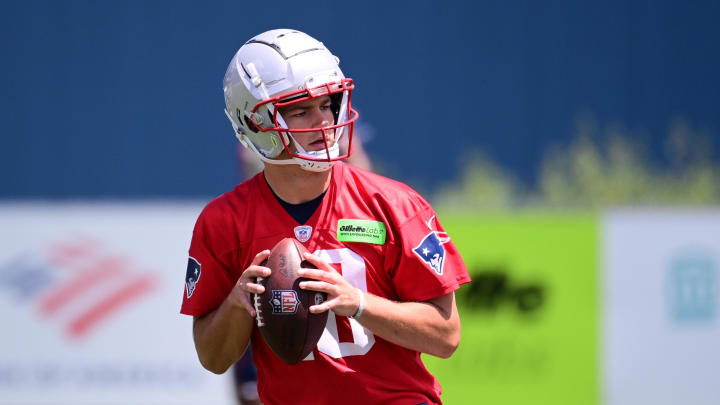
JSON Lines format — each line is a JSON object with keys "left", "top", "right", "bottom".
{"left": 294, "top": 225, "right": 312, "bottom": 243}
{"left": 270, "top": 290, "right": 299, "bottom": 314}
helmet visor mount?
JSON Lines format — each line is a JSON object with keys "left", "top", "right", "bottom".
{"left": 250, "top": 79, "right": 358, "bottom": 163}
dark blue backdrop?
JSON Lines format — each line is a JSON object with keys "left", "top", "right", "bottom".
{"left": 1, "top": 0, "right": 718, "bottom": 197}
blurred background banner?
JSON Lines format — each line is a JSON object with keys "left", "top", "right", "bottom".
{"left": 3, "top": 206, "right": 719, "bottom": 404}
{"left": 0, "top": 202, "right": 233, "bottom": 405}
{"left": 424, "top": 213, "right": 598, "bottom": 404}
{"left": 1, "top": 0, "right": 718, "bottom": 197}
{"left": 604, "top": 210, "right": 720, "bottom": 405}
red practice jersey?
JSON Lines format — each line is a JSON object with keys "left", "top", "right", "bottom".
{"left": 180, "top": 162, "right": 470, "bottom": 405}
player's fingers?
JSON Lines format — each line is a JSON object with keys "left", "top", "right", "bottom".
{"left": 302, "top": 252, "right": 337, "bottom": 273}
{"left": 298, "top": 280, "right": 336, "bottom": 294}
{"left": 236, "top": 266, "right": 269, "bottom": 297}
{"left": 310, "top": 297, "right": 338, "bottom": 314}
{"left": 250, "top": 249, "right": 271, "bottom": 266}
{"left": 228, "top": 283, "right": 257, "bottom": 317}
{"left": 240, "top": 296, "right": 256, "bottom": 317}
{"left": 297, "top": 268, "right": 335, "bottom": 282}
{"left": 241, "top": 281, "right": 265, "bottom": 294}
{"left": 243, "top": 264, "right": 271, "bottom": 278}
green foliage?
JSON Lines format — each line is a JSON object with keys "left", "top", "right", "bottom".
{"left": 434, "top": 152, "right": 517, "bottom": 210}
{"left": 435, "top": 117, "right": 720, "bottom": 209}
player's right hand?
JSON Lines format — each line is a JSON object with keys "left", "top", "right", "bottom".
{"left": 230, "top": 249, "right": 271, "bottom": 317}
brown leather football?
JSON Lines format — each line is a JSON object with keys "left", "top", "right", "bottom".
{"left": 254, "top": 238, "right": 328, "bottom": 364}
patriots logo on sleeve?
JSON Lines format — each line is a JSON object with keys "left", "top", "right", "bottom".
{"left": 413, "top": 216, "right": 451, "bottom": 275}
{"left": 185, "top": 257, "right": 201, "bottom": 299}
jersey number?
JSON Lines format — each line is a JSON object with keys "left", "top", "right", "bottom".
{"left": 304, "top": 248, "right": 375, "bottom": 360}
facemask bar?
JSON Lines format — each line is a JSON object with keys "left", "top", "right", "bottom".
{"left": 225, "top": 107, "right": 312, "bottom": 168}
{"left": 250, "top": 79, "right": 358, "bottom": 162}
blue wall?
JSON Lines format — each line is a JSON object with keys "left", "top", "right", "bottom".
{"left": 1, "top": 0, "right": 718, "bottom": 197}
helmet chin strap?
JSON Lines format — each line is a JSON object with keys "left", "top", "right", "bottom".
{"left": 239, "top": 134, "right": 333, "bottom": 171}
{"left": 295, "top": 158, "right": 335, "bottom": 172}
{"left": 254, "top": 141, "right": 337, "bottom": 172}
{"left": 226, "top": 110, "right": 338, "bottom": 172}
{"left": 289, "top": 132, "right": 340, "bottom": 170}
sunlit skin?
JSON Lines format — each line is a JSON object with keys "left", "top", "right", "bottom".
{"left": 278, "top": 95, "right": 336, "bottom": 154}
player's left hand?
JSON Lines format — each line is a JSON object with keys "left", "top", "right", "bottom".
{"left": 298, "top": 252, "right": 362, "bottom": 318}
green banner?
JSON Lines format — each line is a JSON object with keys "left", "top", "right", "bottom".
{"left": 423, "top": 212, "right": 598, "bottom": 405}
{"left": 337, "top": 219, "right": 387, "bottom": 245}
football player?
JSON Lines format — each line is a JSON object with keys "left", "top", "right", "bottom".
{"left": 181, "top": 29, "right": 470, "bottom": 405}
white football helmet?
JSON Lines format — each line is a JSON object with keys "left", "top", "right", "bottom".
{"left": 223, "top": 29, "right": 359, "bottom": 172}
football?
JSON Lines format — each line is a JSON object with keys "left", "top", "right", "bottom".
{"left": 254, "top": 238, "right": 328, "bottom": 364}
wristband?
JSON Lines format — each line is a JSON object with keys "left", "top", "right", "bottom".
{"left": 349, "top": 288, "right": 365, "bottom": 319}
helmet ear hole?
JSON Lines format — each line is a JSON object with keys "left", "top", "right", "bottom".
{"left": 329, "top": 93, "right": 343, "bottom": 123}
{"left": 244, "top": 115, "right": 260, "bottom": 133}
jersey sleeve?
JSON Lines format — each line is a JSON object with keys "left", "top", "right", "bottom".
{"left": 180, "top": 211, "right": 236, "bottom": 317}
{"left": 388, "top": 206, "right": 471, "bottom": 302}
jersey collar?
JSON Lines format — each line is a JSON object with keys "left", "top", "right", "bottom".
{"left": 256, "top": 162, "right": 346, "bottom": 228}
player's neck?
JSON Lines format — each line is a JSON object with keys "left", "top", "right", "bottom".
{"left": 263, "top": 163, "right": 332, "bottom": 204}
